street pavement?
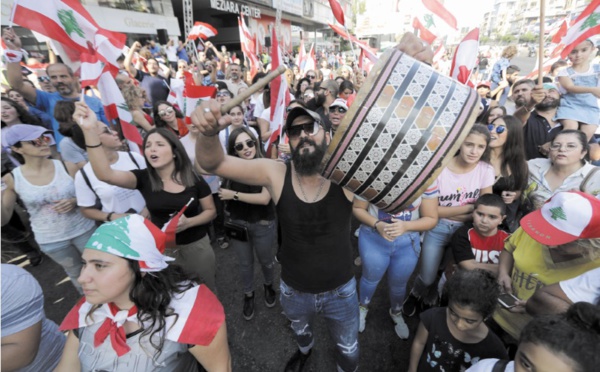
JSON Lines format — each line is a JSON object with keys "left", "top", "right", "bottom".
{"left": 4, "top": 218, "right": 418, "bottom": 371}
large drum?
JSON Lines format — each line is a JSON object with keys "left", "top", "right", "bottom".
{"left": 320, "top": 49, "right": 480, "bottom": 214}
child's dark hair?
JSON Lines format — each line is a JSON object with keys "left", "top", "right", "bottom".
{"left": 444, "top": 269, "right": 500, "bottom": 318}
{"left": 474, "top": 193, "right": 507, "bottom": 216}
{"left": 519, "top": 302, "right": 600, "bottom": 372}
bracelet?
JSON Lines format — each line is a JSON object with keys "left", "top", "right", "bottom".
{"left": 86, "top": 143, "right": 102, "bottom": 148}
{"left": 106, "top": 212, "right": 114, "bottom": 222}
{"left": 233, "top": 192, "right": 240, "bottom": 201}
{"left": 373, "top": 220, "right": 382, "bottom": 230}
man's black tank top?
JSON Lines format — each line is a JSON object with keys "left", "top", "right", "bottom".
{"left": 276, "top": 164, "right": 354, "bottom": 293}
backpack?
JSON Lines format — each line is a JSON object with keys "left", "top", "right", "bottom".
{"left": 80, "top": 152, "right": 141, "bottom": 211}
{"left": 492, "top": 359, "right": 510, "bottom": 372}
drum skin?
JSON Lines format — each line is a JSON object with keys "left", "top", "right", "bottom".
{"left": 320, "top": 49, "right": 480, "bottom": 214}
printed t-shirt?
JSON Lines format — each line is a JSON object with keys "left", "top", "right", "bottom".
{"left": 437, "top": 162, "right": 495, "bottom": 212}
{"left": 451, "top": 224, "right": 509, "bottom": 265}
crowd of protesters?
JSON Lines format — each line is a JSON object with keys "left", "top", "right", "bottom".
{"left": 1, "top": 23, "right": 599, "bottom": 372}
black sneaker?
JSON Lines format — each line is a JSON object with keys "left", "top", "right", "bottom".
{"left": 217, "top": 237, "right": 229, "bottom": 249}
{"left": 284, "top": 349, "right": 312, "bottom": 372}
{"left": 264, "top": 284, "right": 276, "bottom": 308}
{"left": 243, "top": 292, "right": 255, "bottom": 320}
{"left": 402, "top": 292, "right": 420, "bottom": 317}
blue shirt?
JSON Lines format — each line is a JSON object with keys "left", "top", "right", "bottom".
{"left": 35, "top": 90, "right": 108, "bottom": 151}
{"left": 177, "top": 47, "right": 189, "bottom": 63}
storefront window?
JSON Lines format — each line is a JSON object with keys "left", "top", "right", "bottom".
{"left": 97, "top": 0, "right": 155, "bottom": 14}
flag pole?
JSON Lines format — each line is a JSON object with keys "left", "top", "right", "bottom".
{"left": 538, "top": 0, "right": 546, "bottom": 85}
{"left": 8, "top": 0, "right": 18, "bottom": 28}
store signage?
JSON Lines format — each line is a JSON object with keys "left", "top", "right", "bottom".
{"left": 210, "top": 0, "right": 262, "bottom": 18}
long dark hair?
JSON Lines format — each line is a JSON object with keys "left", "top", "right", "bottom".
{"left": 494, "top": 115, "right": 528, "bottom": 191}
{"left": 1, "top": 98, "right": 41, "bottom": 128}
{"left": 295, "top": 77, "right": 311, "bottom": 99}
{"left": 459, "top": 123, "right": 491, "bottom": 163}
{"left": 143, "top": 128, "right": 196, "bottom": 192}
{"left": 152, "top": 101, "right": 184, "bottom": 128}
{"left": 481, "top": 105, "right": 506, "bottom": 124}
{"left": 227, "top": 126, "right": 264, "bottom": 158}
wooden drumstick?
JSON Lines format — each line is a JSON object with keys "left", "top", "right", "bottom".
{"left": 220, "top": 65, "right": 286, "bottom": 114}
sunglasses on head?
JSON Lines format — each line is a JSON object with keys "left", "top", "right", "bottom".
{"left": 330, "top": 107, "right": 347, "bottom": 114}
{"left": 37, "top": 76, "right": 50, "bottom": 83}
{"left": 487, "top": 124, "right": 506, "bottom": 134}
{"left": 234, "top": 139, "right": 256, "bottom": 152}
{"left": 24, "top": 135, "right": 51, "bottom": 147}
{"left": 286, "top": 121, "right": 320, "bottom": 139}
{"left": 307, "top": 74, "right": 316, "bottom": 79}
{"left": 158, "top": 107, "right": 175, "bottom": 117}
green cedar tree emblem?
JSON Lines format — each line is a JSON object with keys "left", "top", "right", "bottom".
{"left": 424, "top": 14, "right": 436, "bottom": 29}
{"left": 549, "top": 206, "right": 567, "bottom": 221}
{"left": 58, "top": 9, "right": 85, "bottom": 38}
{"left": 579, "top": 12, "right": 599, "bottom": 31}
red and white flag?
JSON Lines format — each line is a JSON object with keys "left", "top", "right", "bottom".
{"left": 328, "top": 0, "right": 346, "bottom": 26}
{"left": 550, "top": 18, "right": 569, "bottom": 44}
{"left": 560, "top": 0, "right": 600, "bottom": 58}
{"left": 297, "top": 34, "right": 307, "bottom": 72}
{"left": 79, "top": 52, "right": 104, "bottom": 88}
{"left": 526, "top": 44, "right": 565, "bottom": 79}
{"left": 433, "top": 44, "right": 446, "bottom": 64}
{"left": 183, "top": 85, "right": 217, "bottom": 124}
{"left": 412, "top": 0, "right": 458, "bottom": 44}
{"left": 303, "top": 43, "right": 317, "bottom": 74}
{"left": 188, "top": 22, "right": 218, "bottom": 41}
{"left": 328, "top": 23, "right": 379, "bottom": 64}
{"left": 267, "top": 28, "right": 291, "bottom": 152}
{"left": 161, "top": 198, "right": 194, "bottom": 249}
{"left": 95, "top": 68, "right": 142, "bottom": 145}
{"left": 12, "top": 0, "right": 125, "bottom": 69}
{"left": 238, "top": 16, "right": 259, "bottom": 78}
{"left": 450, "top": 28, "right": 479, "bottom": 86}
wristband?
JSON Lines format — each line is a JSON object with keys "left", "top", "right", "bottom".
{"left": 233, "top": 192, "right": 240, "bottom": 201}
{"left": 373, "top": 220, "right": 383, "bottom": 230}
{"left": 3, "top": 49, "right": 24, "bottom": 63}
{"left": 106, "top": 212, "right": 114, "bottom": 222}
{"left": 86, "top": 143, "right": 102, "bottom": 148}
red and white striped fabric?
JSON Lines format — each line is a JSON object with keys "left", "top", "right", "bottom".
{"left": 328, "top": 0, "right": 346, "bottom": 26}
{"left": 267, "top": 28, "right": 291, "bottom": 152}
{"left": 412, "top": 0, "right": 458, "bottom": 44}
{"left": 328, "top": 23, "right": 379, "bottom": 64}
{"left": 560, "top": 0, "right": 600, "bottom": 58}
{"left": 450, "top": 28, "right": 479, "bottom": 86}
{"left": 79, "top": 52, "right": 104, "bottom": 88}
{"left": 303, "top": 43, "right": 317, "bottom": 74}
{"left": 183, "top": 85, "right": 216, "bottom": 124}
{"left": 525, "top": 44, "right": 564, "bottom": 79}
{"left": 550, "top": 18, "right": 569, "bottom": 44}
{"left": 297, "top": 36, "right": 306, "bottom": 72}
{"left": 433, "top": 44, "right": 446, "bottom": 65}
{"left": 60, "top": 285, "right": 225, "bottom": 354}
{"left": 161, "top": 198, "right": 193, "bottom": 249}
{"left": 188, "top": 22, "right": 218, "bottom": 41}
{"left": 12, "top": 0, "right": 125, "bottom": 69}
{"left": 238, "top": 16, "right": 258, "bottom": 79}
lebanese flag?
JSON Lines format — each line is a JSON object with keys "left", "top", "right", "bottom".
{"left": 161, "top": 198, "right": 194, "bottom": 248}
{"left": 303, "top": 43, "right": 317, "bottom": 74}
{"left": 79, "top": 52, "right": 104, "bottom": 88}
{"left": 328, "top": 23, "right": 379, "bottom": 64}
{"left": 12, "top": 0, "right": 125, "bottom": 69}
{"left": 412, "top": 0, "right": 458, "bottom": 43}
{"left": 560, "top": 0, "right": 600, "bottom": 58}
{"left": 267, "top": 28, "right": 291, "bottom": 152}
{"left": 525, "top": 44, "right": 564, "bottom": 79}
{"left": 238, "top": 16, "right": 258, "bottom": 78}
{"left": 358, "top": 48, "right": 374, "bottom": 74}
{"left": 328, "top": 0, "right": 346, "bottom": 25}
{"left": 96, "top": 69, "right": 143, "bottom": 145}
{"left": 550, "top": 18, "right": 568, "bottom": 44}
{"left": 450, "top": 28, "right": 479, "bottom": 86}
{"left": 188, "top": 22, "right": 218, "bottom": 41}
{"left": 61, "top": 285, "right": 225, "bottom": 348}
{"left": 183, "top": 85, "right": 217, "bottom": 124}
{"left": 298, "top": 35, "right": 307, "bottom": 72}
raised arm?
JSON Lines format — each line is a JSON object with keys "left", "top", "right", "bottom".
{"left": 124, "top": 41, "right": 142, "bottom": 78}
{"left": 2, "top": 28, "right": 37, "bottom": 104}
{"left": 72, "top": 102, "right": 137, "bottom": 189}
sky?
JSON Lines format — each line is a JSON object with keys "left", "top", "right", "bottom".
{"left": 444, "top": 0, "right": 496, "bottom": 28}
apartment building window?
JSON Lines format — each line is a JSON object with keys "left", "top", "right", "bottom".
{"left": 97, "top": 0, "right": 156, "bottom": 13}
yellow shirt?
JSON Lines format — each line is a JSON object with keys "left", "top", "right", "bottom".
{"left": 493, "top": 228, "right": 600, "bottom": 339}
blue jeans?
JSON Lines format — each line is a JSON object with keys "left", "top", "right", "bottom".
{"left": 358, "top": 225, "right": 420, "bottom": 312}
{"left": 280, "top": 278, "right": 359, "bottom": 372}
{"left": 412, "top": 219, "right": 463, "bottom": 296}
{"left": 38, "top": 227, "right": 95, "bottom": 293}
{"left": 229, "top": 219, "right": 276, "bottom": 294}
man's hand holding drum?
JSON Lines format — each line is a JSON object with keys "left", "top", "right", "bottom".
{"left": 396, "top": 33, "right": 434, "bottom": 66}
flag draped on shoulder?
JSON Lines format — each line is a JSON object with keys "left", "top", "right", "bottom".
{"left": 412, "top": 0, "right": 458, "bottom": 44}
{"left": 559, "top": 0, "right": 600, "bottom": 58}
{"left": 238, "top": 16, "right": 259, "bottom": 79}
{"left": 188, "top": 22, "right": 218, "bottom": 41}
{"left": 12, "top": 0, "right": 125, "bottom": 68}
{"left": 267, "top": 27, "right": 290, "bottom": 152}
{"left": 450, "top": 28, "right": 479, "bottom": 86}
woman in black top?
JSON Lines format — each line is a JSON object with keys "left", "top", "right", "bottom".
{"left": 73, "top": 102, "right": 217, "bottom": 291}
{"left": 218, "top": 127, "right": 277, "bottom": 320}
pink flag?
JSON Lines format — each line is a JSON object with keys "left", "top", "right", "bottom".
{"left": 450, "top": 28, "right": 479, "bottom": 85}
{"left": 267, "top": 28, "right": 291, "bottom": 152}
{"left": 560, "top": 0, "right": 600, "bottom": 58}
{"left": 328, "top": 0, "right": 346, "bottom": 25}
{"left": 161, "top": 198, "right": 194, "bottom": 249}
{"left": 188, "top": 22, "right": 218, "bottom": 41}
{"left": 12, "top": 0, "right": 125, "bottom": 69}
{"left": 183, "top": 85, "right": 217, "bottom": 124}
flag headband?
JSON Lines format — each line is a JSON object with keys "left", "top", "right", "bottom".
{"left": 85, "top": 215, "right": 174, "bottom": 272}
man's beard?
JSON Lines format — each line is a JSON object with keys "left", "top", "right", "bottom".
{"left": 514, "top": 96, "right": 528, "bottom": 107}
{"left": 535, "top": 97, "right": 560, "bottom": 111}
{"left": 55, "top": 83, "right": 73, "bottom": 96}
{"left": 291, "top": 136, "right": 328, "bottom": 175}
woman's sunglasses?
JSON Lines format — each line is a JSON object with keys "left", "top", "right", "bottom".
{"left": 24, "top": 135, "right": 51, "bottom": 147}
{"left": 37, "top": 76, "right": 50, "bottom": 83}
{"left": 487, "top": 124, "right": 506, "bottom": 134}
{"left": 330, "top": 107, "right": 347, "bottom": 114}
{"left": 234, "top": 139, "right": 256, "bottom": 152}
{"left": 158, "top": 107, "right": 175, "bottom": 117}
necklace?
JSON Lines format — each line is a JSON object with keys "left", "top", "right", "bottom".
{"left": 295, "top": 171, "right": 326, "bottom": 203}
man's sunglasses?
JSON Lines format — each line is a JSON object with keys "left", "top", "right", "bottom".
{"left": 234, "top": 139, "right": 256, "bottom": 152}
{"left": 306, "top": 74, "right": 316, "bottom": 79}
{"left": 487, "top": 124, "right": 506, "bottom": 134}
{"left": 24, "top": 135, "right": 51, "bottom": 147}
{"left": 158, "top": 107, "right": 175, "bottom": 117}
{"left": 286, "top": 121, "right": 320, "bottom": 139}
{"left": 37, "top": 76, "right": 50, "bottom": 83}
{"left": 330, "top": 107, "right": 347, "bottom": 114}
